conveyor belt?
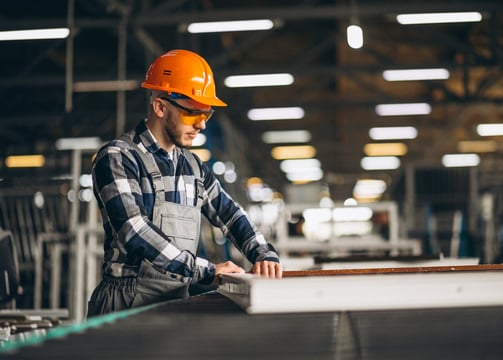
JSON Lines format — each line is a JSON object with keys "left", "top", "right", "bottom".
{"left": 1, "top": 292, "right": 503, "bottom": 359}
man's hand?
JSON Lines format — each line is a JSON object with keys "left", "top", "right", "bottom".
{"left": 252, "top": 261, "right": 283, "bottom": 279}
{"left": 212, "top": 260, "right": 245, "bottom": 285}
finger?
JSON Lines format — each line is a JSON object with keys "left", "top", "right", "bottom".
{"left": 261, "top": 262, "right": 269, "bottom": 278}
{"left": 253, "top": 263, "right": 260, "bottom": 275}
{"left": 253, "top": 262, "right": 261, "bottom": 275}
{"left": 270, "top": 264, "right": 276, "bottom": 278}
{"left": 276, "top": 263, "right": 283, "bottom": 278}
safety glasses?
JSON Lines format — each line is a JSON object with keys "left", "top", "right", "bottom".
{"left": 160, "top": 96, "right": 214, "bottom": 125}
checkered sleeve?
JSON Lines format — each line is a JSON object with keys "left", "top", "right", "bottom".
{"left": 199, "top": 162, "right": 280, "bottom": 265}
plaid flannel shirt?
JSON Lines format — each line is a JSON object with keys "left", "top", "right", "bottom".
{"left": 92, "top": 120, "right": 279, "bottom": 284}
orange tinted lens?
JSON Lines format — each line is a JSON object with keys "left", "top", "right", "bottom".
{"left": 179, "top": 111, "right": 213, "bottom": 125}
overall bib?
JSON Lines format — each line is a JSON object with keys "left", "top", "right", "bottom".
{"left": 87, "top": 134, "right": 204, "bottom": 316}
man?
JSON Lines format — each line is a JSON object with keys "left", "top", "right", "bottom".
{"left": 87, "top": 49, "right": 282, "bottom": 317}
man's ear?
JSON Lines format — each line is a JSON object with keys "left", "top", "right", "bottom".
{"left": 152, "top": 97, "right": 166, "bottom": 118}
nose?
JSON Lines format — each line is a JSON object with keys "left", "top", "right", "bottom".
{"left": 194, "top": 119, "right": 206, "bottom": 130}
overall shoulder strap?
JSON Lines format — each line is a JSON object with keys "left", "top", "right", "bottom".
{"left": 182, "top": 149, "right": 205, "bottom": 207}
{"left": 119, "top": 134, "right": 165, "bottom": 193}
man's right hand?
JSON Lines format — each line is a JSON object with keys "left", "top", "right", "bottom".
{"left": 213, "top": 260, "right": 245, "bottom": 285}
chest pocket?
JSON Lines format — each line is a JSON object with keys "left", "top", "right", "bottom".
{"left": 158, "top": 202, "right": 201, "bottom": 255}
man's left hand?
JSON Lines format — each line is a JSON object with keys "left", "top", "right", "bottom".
{"left": 251, "top": 261, "right": 283, "bottom": 279}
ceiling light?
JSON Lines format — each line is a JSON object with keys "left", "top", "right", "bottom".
{"left": 353, "top": 179, "right": 387, "bottom": 200}
{"left": 248, "top": 107, "right": 305, "bottom": 121}
{"left": 363, "top": 143, "right": 408, "bottom": 156}
{"left": 346, "top": 25, "right": 363, "bottom": 49}
{"left": 0, "top": 28, "right": 70, "bottom": 41}
{"left": 476, "top": 123, "right": 503, "bottom": 136}
{"left": 303, "top": 208, "right": 332, "bottom": 223}
{"left": 396, "top": 12, "right": 482, "bottom": 25}
{"left": 383, "top": 68, "right": 450, "bottom": 81}
{"left": 333, "top": 207, "right": 373, "bottom": 222}
{"left": 5, "top": 155, "right": 45, "bottom": 168}
{"left": 185, "top": 19, "right": 274, "bottom": 33}
{"left": 223, "top": 170, "right": 237, "bottom": 183}
{"left": 360, "top": 156, "right": 401, "bottom": 170}
{"left": 262, "top": 130, "right": 311, "bottom": 144}
{"left": 271, "top": 145, "right": 317, "bottom": 160}
{"left": 369, "top": 126, "right": 418, "bottom": 140}
{"left": 375, "top": 103, "right": 431, "bottom": 116}
{"left": 56, "top": 137, "right": 102, "bottom": 151}
{"left": 224, "top": 73, "right": 294, "bottom": 88}
{"left": 442, "top": 153, "right": 480, "bottom": 167}
{"left": 280, "top": 159, "right": 321, "bottom": 173}
{"left": 344, "top": 198, "right": 358, "bottom": 206}
{"left": 286, "top": 168, "right": 323, "bottom": 182}
{"left": 457, "top": 140, "right": 497, "bottom": 153}
{"left": 212, "top": 161, "right": 226, "bottom": 175}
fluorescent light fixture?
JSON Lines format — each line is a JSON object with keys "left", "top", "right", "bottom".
{"left": 248, "top": 107, "right": 305, "bottom": 121}
{"left": 375, "top": 103, "right": 431, "bottom": 116}
{"left": 5, "top": 155, "right": 45, "bottom": 168}
{"left": 397, "top": 12, "right": 482, "bottom": 25}
{"left": 477, "top": 123, "right": 503, "bottom": 136}
{"left": 360, "top": 156, "right": 401, "bottom": 170}
{"left": 192, "top": 133, "right": 207, "bottom": 147}
{"left": 280, "top": 158, "right": 321, "bottom": 173}
{"left": 369, "top": 126, "right": 418, "bottom": 140}
{"left": 347, "top": 25, "right": 363, "bottom": 49}
{"left": 0, "top": 28, "right": 70, "bottom": 41}
{"left": 224, "top": 73, "right": 294, "bottom": 88}
{"left": 333, "top": 207, "right": 373, "bottom": 222}
{"left": 303, "top": 208, "right": 332, "bottom": 223}
{"left": 457, "top": 140, "right": 497, "bottom": 153}
{"left": 442, "top": 153, "right": 480, "bottom": 167}
{"left": 383, "top": 68, "right": 450, "bottom": 81}
{"left": 191, "top": 149, "right": 211, "bottom": 162}
{"left": 353, "top": 179, "right": 387, "bottom": 200}
{"left": 363, "top": 143, "right": 408, "bottom": 156}
{"left": 186, "top": 19, "right": 274, "bottom": 33}
{"left": 56, "top": 137, "right": 102, "bottom": 151}
{"left": 286, "top": 168, "right": 323, "bottom": 182}
{"left": 262, "top": 130, "right": 311, "bottom": 144}
{"left": 271, "top": 145, "right": 317, "bottom": 160}
{"left": 73, "top": 80, "right": 139, "bottom": 92}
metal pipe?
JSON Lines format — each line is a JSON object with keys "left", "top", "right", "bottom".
{"left": 65, "top": 0, "right": 75, "bottom": 113}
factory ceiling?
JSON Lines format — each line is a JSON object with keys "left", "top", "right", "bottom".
{"left": 1, "top": 0, "right": 503, "bottom": 202}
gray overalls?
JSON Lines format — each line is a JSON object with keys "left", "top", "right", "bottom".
{"left": 87, "top": 133, "right": 205, "bottom": 317}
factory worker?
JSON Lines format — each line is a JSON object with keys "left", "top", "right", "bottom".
{"left": 87, "top": 49, "right": 282, "bottom": 317}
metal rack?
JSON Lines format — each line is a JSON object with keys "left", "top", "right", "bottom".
{"left": 274, "top": 201, "right": 422, "bottom": 261}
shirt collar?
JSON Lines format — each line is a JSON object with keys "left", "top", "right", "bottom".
{"left": 135, "top": 119, "right": 182, "bottom": 159}
{"left": 135, "top": 119, "right": 163, "bottom": 154}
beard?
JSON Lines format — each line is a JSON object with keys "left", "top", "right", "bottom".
{"left": 164, "top": 116, "right": 191, "bottom": 149}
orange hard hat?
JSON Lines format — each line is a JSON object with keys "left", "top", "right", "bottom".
{"left": 141, "top": 49, "right": 227, "bottom": 107}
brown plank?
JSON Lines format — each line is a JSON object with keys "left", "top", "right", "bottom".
{"left": 284, "top": 264, "right": 503, "bottom": 277}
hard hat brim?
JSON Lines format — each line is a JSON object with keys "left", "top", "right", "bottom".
{"left": 192, "top": 95, "right": 227, "bottom": 107}
{"left": 141, "top": 82, "right": 227, "bottom": 107}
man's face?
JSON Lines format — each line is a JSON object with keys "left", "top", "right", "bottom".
{"left": 160, "top": 97, "right": 211, "bottom": 149}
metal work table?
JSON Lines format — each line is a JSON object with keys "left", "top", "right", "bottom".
{"left": 2, "top": 289, "right": 503, "bottom": 359}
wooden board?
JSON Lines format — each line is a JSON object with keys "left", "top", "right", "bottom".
{"left": 285, "top": 263, "right": 503, "bottom": 276}
{"left": 217, "top": 265, "right": 503, "bottom": 314}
